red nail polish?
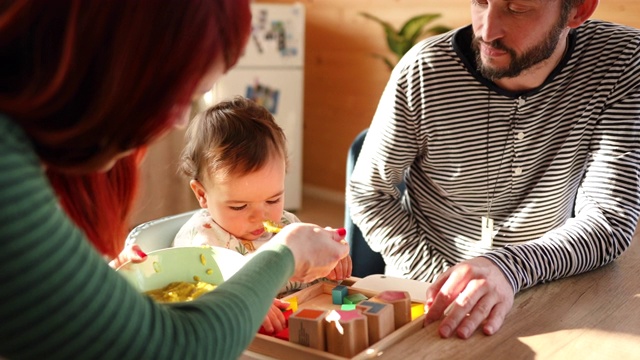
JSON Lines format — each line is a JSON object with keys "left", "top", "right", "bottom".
{"left": 134, "top": 248, "right": 147, "bottom": 258}
{"left": 336, "top": 228, "right": 346, "bottom": 236}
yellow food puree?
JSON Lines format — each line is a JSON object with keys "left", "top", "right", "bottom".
{"left": 263, "top": 220, "right": 282, "bottom": 233}
{"left": 145, "top": 281, "right": 217, "bottom": 303}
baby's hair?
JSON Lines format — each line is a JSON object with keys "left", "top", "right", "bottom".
{"left": 180, "top": 96, "right": 288, "bottom": 182}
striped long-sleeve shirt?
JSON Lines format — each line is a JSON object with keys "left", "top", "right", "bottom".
{"left": 348, "top": 20, "right": 640, "bottom": 294}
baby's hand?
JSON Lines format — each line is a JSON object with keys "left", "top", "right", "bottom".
{"left": 326, "top": 254, "right": 353, "bottom": 281}
{"left": 259, "top": 298, "right": 289, "bottom": 334}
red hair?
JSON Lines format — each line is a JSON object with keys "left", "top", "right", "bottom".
{"left": 47, "top": 149, "right": 146, "bottom": 257}
{"left": 0, "top": 0, "right": 251, "bottom": 257}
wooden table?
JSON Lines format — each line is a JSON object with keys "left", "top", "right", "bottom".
{"left": 378, "top": 235, "right": 640, "bottom": 359}
{"left": 243, "top": 234, "right": 640, "bottom": 359}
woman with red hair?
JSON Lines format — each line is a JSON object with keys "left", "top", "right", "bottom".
{"left": 0, "top": 1, "right": 349, "bottom": 359}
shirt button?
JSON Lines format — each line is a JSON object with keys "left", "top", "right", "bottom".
{"left": 518, "top": 98, "right": 526, "bottom": 107}
{"left": 514, "top": 167, "right": 523, "bottom": 175}
{"left": 517, "top": 132, "right": 525, "bottom": 140}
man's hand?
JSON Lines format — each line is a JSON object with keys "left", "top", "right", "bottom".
{"left": 424, "top": 257, "right": 514, "bottom": 339}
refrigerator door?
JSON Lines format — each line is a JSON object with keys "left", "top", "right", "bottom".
{"left": 211, "top": 68, "right": 304, "bottom": 211}
{"left": 237, "top": 3, "right": 305, "bottom": 68}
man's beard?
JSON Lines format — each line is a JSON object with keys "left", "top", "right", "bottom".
{"left": 472, "top": 16, "right": 567, "bottom": 80}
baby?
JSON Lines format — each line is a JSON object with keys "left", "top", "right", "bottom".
{"left": 173, "top": 96, "right": 352, "bottom": 333}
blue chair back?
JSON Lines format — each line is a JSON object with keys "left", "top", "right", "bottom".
{"left": 345, "top": 129, "right": 387, "bottom": 277}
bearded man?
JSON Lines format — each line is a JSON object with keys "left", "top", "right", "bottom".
{"left": 348, "top": 0, "right": 640, "bottom": 339}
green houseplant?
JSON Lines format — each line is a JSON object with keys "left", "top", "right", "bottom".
{"left": 360, "top": 12, "right": 451, "bottom": 70}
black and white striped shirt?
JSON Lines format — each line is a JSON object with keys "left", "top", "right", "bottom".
{"left": 348, "top": 20, "right": 640, "bottom": 293}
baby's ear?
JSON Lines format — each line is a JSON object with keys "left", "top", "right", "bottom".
{"left": 189, "top": 179, "right": 208, "bottom": 208}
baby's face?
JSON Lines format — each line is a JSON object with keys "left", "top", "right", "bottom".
{"left": 203, "top": 155, "right": 286, "bottom": 241}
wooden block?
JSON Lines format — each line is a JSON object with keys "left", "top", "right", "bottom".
{"left": 370, "top": 290, "right": 412, "bottom": 329}
{"left": 332, "top": 285, "right": 348, "bottom": 305}
{"left": 257, "top": 325, "right": 272, "bottom": 335}
{"left": 288, "top": 308, "right": 328, "bottom": 350}
{"left": 257, "top": 308, "right": 295, "bottom": 336}
{"left": 411, "top": 302, "right": 425, "bottom": 320}
{"left": 249, "top": 282, "right": 426, "bottom": 360}
{"left": 356, "top": 300, "right": 395, "bottom": 344}
{"left": 341, "top": 304, "right": 357, "bottom": 311}
{"left": 286, "top": 296, "right": 298, "bottom": 312}
{"left": 325, "top": 309, "right": 369, "bottom": 358}
{"left": 274, "top": 327, "right": 289, "bottom": 341}
{"left": 343, "top": 292, "right": 368, "bottom": 304}
{"left": 283, "top": 308, "right": 294, "bottom": 318}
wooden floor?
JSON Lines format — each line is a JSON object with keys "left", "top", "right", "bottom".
{"left": 293, "top": 192, "right": 345, "bottom": 229}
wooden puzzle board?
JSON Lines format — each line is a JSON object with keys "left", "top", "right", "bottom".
{"left": 248, "top": 281, "right": 425, "bottom": 360}
{"left": 351, "top": 274, "right": 430, "bottom": 303}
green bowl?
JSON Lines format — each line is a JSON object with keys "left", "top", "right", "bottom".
{"left": 116, "top": 245, "right": 246, "bottom": 292}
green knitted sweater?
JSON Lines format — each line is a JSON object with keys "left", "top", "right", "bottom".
{"left": 0, "top": 114, "right": 293, "bottom": 359}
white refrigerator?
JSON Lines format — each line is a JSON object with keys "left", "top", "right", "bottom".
{"left": 210, "top": 2, "right": 305, "bottom": 211}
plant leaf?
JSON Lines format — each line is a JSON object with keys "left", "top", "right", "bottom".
{"left": 382, "top": 58, "right": 395, "bottom": 71}
{"left": 371, "top": 53, "right": 396, "bottom": 70}
{"left": 395, "top": 14, "right": 446, "bottom": 56}
{"left": 359, "top": 12, "right": 398, "bottom": 37}
{"left": 399, "top": 13, "right": 441, "bottom": 39}
{"left": 394, "top": 40, "right": 415, "bottom": 57}
{"left": 361, "top": 11, "right": 451, "bottom": 71}
{"left": 360, "top": 12, "right": 406, "bottom": 56}
{"left": 426, "top": 25, "right": 452, "bottom": 36}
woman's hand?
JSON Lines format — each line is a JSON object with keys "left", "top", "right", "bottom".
{"left": 108, "top": 244, "right": 147, "bottom": 269}
{"left": 274, "top": 223, "right": 350, "bottom": 283}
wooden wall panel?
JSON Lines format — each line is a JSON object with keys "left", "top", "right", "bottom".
{"left": 132, "top": 0, "right": 638, "bottom": 226}
{"left": 255, "top": 0, "right": 639, "bottom": 196}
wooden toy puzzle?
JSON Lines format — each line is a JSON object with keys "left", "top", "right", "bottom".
{"left": 248, "top": 281, "right": 425, "bottom": 360}
{"left": 325, "top": 310, "right": 369, "bottom": 358}
{"left": 289, "top": 308, "right": 328, "bottom": 350}
{"left": 369, "top": 290, "right": 412, "bottom": 329}
{"left": 343, "top": 293, "right": 368, "bottom": 304}
{"left": 332, "top": 285, "right": 348, "bottom": 305}
{"left": 356, "top": 300, "right": 394, "bottom": 344}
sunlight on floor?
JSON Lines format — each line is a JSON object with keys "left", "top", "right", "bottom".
{"left": 519, "top": 328, "right": 640, "bottom": 358}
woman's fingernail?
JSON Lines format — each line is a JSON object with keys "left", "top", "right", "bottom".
{"left": 134, "top": 248, "right": 147, "bottom": 258}
{"left": 336, "top": 228, "right": 346, "bottom": 236}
